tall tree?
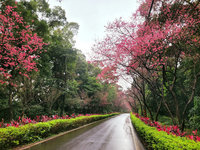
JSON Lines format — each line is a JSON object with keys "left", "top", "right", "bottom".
{"left": 92, "top": 0, "right": 200, "bottom": 130}
{"left": 0, "top": 1, "right": 45, "bottom": 120}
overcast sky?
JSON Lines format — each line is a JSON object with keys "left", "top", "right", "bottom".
{"left": 48, "top": 0, "right": 139, "bottom": 59}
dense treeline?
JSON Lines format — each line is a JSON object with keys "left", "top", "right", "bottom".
{"left": 0, "top": 0, "right": 129, "bottom": 122}
{"left": 93, "top": 0, "right": 200, "bottom": 131}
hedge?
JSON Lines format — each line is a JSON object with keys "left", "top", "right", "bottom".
{"left": 130, "top": 113, "right": 200, "bottom": 150}
{"left": 0, "top": 113, "right": 118, "bottom": 149}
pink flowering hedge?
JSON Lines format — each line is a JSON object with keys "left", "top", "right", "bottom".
{"left": 0, "top": 113, "right": 118, "bottom": 149}
{"left": 130, "top": 113, "right": 200, "bottom": 150}
{"left": 0, "top": 113, "right": 95, "bottom": 128}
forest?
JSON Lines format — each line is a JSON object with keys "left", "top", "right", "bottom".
{"left": 0, "top": 0, "right": 130, "bottom": 123}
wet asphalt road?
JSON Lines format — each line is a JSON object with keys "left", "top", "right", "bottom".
{"left": 28, "top": 114, "right": 144, "bottom": 150}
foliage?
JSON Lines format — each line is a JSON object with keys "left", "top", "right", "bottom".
{"left": 188, "top": 96, "right": 200, "bottom": 130}
{"left": 92, "top": 0, "right": 200, "bottom": 130}
{"left": 135, "top": 113, "right": 187, "bottom": 137}
{"left": 158, "top": 115, "right": 174, "bottom": 126}
{"left": 133, "top": 112, "right": 200, "bottom": 142}
{"left": 0, "top": 113, "right": 103, "bottom": 128}
{"left": 130, "top": 113, "right": 200, "bottom": 150}
{"left": 0, "top": 0, "right": 45, "bottom": 85}
{"left": 0, "top": 113, "right": 118, "bottom": 149}
{"left": 0, "top": 0, "right": 124, "bottom": 122}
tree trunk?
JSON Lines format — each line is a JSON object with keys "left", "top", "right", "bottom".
{"left": 60, "top": 94, "right": 65, "bottom": 116}
{"left": 138, "top": 99, "right": 143, "bottom": 116}
{"left": 133, "top": 100, "right": 138, "bottom": 113}
{"left": 181, "top": 72, "right": 200, "bottom": 131}
{"left": 162, "top": 65, "right": 177, "bottom": 125}
{"left": 155, "top": 101, "right": 162, "bottom": 121}
{"left": 9, "top": 86, "right": 13, "bottom": 121}
{"left": 162, "top": 96, "right": 176, "bottom": 125}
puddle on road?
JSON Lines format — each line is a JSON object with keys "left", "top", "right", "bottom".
{"left": 25, "top": 119, "right": 109, "bottom": 150}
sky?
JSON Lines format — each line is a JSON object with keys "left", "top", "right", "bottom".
{"left": 48, "top": 0, "right": 139, "bottom": 59}
{"left": 48, "top": 0, "right": 140, "bottom": 90}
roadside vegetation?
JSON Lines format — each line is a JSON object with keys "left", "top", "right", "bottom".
{"left": 93, "top": 0, "right": 200, "bottom": 139}
{"left": 0, "top": 113, "right": 118, "bottom": 149}
{"left": 0, "top": 0, "right": 130, "bottom": 124}
{"left": 92, "top": 0, "right": 200, "bottom": 148}
{"left": 130, "top": 113, "right": 200, "bottom": 150}
{"left": 1, "top": 0, "right": 200, "bottom": 149}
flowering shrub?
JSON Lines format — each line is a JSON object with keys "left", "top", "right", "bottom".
{"left": 0, "top": 113, "right": 100, "bottom": 128}
{"left": 0, "top": 113, "right": 118, "bottom": 149}
{"left": 131, "top": 113, "right": 200, "bottom": 150}
{"left": 134, "top": 113, "right": 200, "bottom": 142}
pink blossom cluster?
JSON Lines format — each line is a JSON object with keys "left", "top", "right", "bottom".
{"left": 0, "top": 1, "right": 46, "bottom": 85}
{"left": 92, "top": 0, "right": 200, "bottom": 83}
{"left": 0, "top": 113, "right": 99, "bottom": 128}
{"left": 134, "top": 113, "right": 200, "bottom": 142}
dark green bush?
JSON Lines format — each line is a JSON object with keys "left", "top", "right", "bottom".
{"left": 130, "top": 113, "right": 200, "bottom": 150}
{"left": 0, "top": 113, "right": 118, "bottom": 149}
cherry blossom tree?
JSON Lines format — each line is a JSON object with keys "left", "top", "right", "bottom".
{"left": 92, "top": 0, "right": 200, "bottom": 130}
{"left": 0, "top": 1, "right": 45, "bottom": 85}
{"left": 0, "top": 1, "right": 45, "bottom": 120}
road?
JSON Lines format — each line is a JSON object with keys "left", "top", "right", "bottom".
{"left": 28, "top": 114, "right": 145, "bottom": 150}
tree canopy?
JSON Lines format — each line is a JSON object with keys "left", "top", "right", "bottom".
{"left": 0, "top": 0, "right": 129, "bottom": 122}
{"left": 92, "top": 0, "right": 200, "bottom": 131}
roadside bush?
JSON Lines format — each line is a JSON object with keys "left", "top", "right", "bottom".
{"left": 130, "top": 113, "right": 200, "bottom": 150}
{"left": 0, "top": 113, "right": 118, "bottom": 149}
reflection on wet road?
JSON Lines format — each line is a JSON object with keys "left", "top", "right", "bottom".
{"left": 29, "top": 114, "right": 144, "bottom": 150}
